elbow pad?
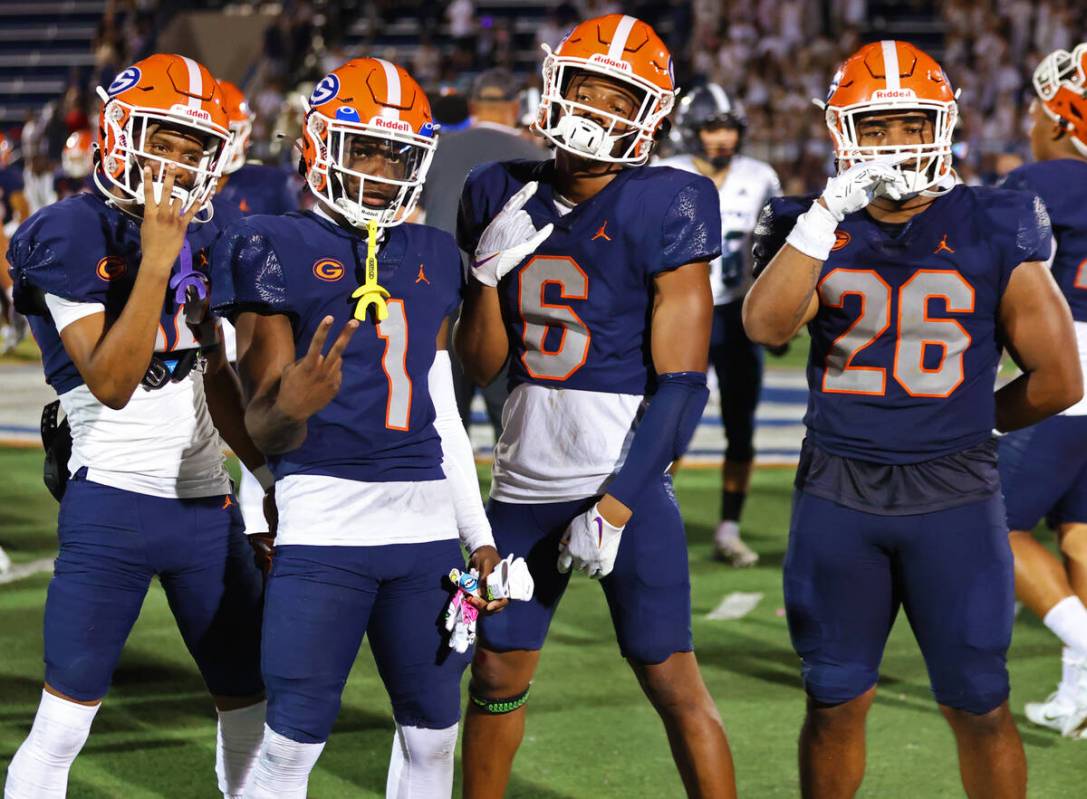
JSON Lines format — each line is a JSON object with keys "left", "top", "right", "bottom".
{"left": 606, "top": 371, "right": 709, "bottom": 511}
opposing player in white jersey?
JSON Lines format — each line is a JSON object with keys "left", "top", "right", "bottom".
{"left": 658, "top": 85, "right": 781, "bottom": 566}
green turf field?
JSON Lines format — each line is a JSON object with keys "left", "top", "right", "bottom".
{"left": 0, "top": 447, "right": 1084, "bottom": 797}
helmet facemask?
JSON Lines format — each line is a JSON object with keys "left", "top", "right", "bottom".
{"left": 534, "top": 47, "right": 673, "bottom": 165}
{"left": 1032, "top": 43, "right": 1087, "bottom": 157}
{"left": 304, "top": 111, "right": 436, "bottom": 229}
{"left": 95, "top": 87, "right": 230, "bottom": 222}
{"left": 224, "top": 117, "right": 252, "bottom": 174}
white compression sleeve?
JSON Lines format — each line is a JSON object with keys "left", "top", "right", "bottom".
{"left": 385, "top": 723, "right": 458, "bottom": 799}
{"left": 429, "top": 350, "right": 495, "bottom": 554}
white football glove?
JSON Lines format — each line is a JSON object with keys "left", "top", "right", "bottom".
{"left": 471, "top": 181, "right": 554, "bottom": 287}
{"left": 820, "top": 156, "right": 908, "bottom": 221}
{"left": 443, "top": 593, "right": 477, "bottom": 654}
{"left": 485, "top": 554, "right": 535, "bottom": 601}
{"left": 557, "top": 504, "right": 625, "bottom": 579}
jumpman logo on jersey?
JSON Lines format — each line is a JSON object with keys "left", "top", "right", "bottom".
{"left": 222, "top": 495, "right": 235, "bottom": 510}
{"left": 934, "top": 233, "right": 956, "bottom": 255}
{"left": 415, "top": 263, "right": 430, "bottom": 285}
{"left": 239, "top": 198, "right": 250, "bottom": 213}
{"left": 592, "top": 221, "right": 612, "bottom": 241}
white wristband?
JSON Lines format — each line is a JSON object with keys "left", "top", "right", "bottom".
{"left": 253, "top": 464, "right": 275, "bottom": 492}
{"left": 785, "top": 200, "right": 840, "bottom": 262}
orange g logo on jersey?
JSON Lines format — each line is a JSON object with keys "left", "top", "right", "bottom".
{"left": 96, "top": 255, "right": 127, "bottom": 281}
{"left": 832, "top": 231, "right": 851, "bottom": 251}
{"left": 313, "top": 258, "right": 345, "bottom": 282}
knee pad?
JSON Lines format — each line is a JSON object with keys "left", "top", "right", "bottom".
{"left": 468, "top": 684, "right": 531, "bottom": 715}
{"left": 801, "top": 662, "right": 879, "bottom": 707}
{"left": 931, "top": 668, "right": 1010, "bottom": 716}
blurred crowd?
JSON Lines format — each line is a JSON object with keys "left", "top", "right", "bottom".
{"left": 2, "top": 0, "right": 1086, "bottom": 213}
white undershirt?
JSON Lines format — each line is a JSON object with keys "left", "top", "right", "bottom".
{"left": 45, "top": 293, "right": 230, "bottom": 499}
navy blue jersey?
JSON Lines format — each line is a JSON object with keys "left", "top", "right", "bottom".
{"left": 1002, "top": 159, "right": 1087, "bottom": 322}
{"left": 212, "top": 211, "right": 463, "bottom": 483}
{"left": 212, "top": 164, "right": 300, "bottom": 230}
{"left": 458, "top": 160, "right": 721, "bottom": 396}
{"left": 753, "top": 185, "right": 1051, "bottom": 464}
{"left": 8, "top": 189, "right": 220, "bottom": 395}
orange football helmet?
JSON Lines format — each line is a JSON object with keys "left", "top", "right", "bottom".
{"left": 62, "top": 130, "right": 94, "bottom": 178}
{"left": 535, "top": 14, "right": 676, "bottom": 164}
{"left": 95, "top": 53, "right": 231, "bottom": 220}
{"left": 300, "top": 58, "right": 437, "bottom": 228}
{"left": 1033, "top": 43, "right": 1087, "bottom": 157}
{"left": 819, "top": 40, "right": 958, "bottom": 195}
{"left": 218, "top": 79, "right": 252, "bottom": 174}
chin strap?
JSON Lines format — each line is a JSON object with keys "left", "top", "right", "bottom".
{"left": 918, "top": 168, "right": 960, "bottom": 198}
{"left": 351, "top": 218, "right": 390, "bottom": 323}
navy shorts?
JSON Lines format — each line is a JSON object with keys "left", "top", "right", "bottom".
{"left": 479, "top": 477, "right": 692, "bottom": 665}
{"left": 784, "top": 490, "right": 1013, "bottom": 714}
{"left": 709, "top": 299, "right": 763, "bottom": 463}
{"left": 262, "top": 539, "right": 470, "bottom": 744}
{"left": 44, "top": 475, "right": 264, "bottom": 701}
{"left": 998, "top": 414, "right": 1087, "bottom": 530}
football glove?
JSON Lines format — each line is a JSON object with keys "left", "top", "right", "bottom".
{"left": 557, "top": 504, "right": 624, "bottom": 579}
{"left": 820, "top": 156, "right": 907, "bottom": 221}
{"left": 471, "top": 181, "right": 554, "bottom": 287}
{"left": 485, "top": 554, "right": 534, "bottom": 602}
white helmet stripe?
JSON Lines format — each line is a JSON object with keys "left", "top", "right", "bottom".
{"left": 181, "top": 56, "right": 203, "bottom": 110}
{"left": 881, "top": 40, "right": 901, "bottom": 91}
{"left": 607, "top": 15, "right": 638, "bottom": 62}
{"left": 706, "top": 83, "right": 731, "bottom": 114}
{"left": 376, "top": 58, "right": 402, "bottom": 121}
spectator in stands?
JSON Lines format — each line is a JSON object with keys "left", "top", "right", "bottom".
{"left": 421, "top": 68, "right": 548, "bottom": 438}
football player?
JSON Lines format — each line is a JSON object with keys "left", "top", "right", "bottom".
{"left": 658, "top": 85, "right": 781, "bottom": 567}
{"left": 212, "top": 58, "right": 505, "bottom": 798}
{"left": 744, "top": 41, "right": 1082, "bottom": 797}
{"left": 56, "top": 130, "right": 95, "bottom": 199}
{"left": 213, "top": 79, "right": 300, "bottom": 228}
{"left": 213, "top": 78, "right": 300, "bottom": 554}
{"left": 4, "top": 55, "right": 268, "bottom": 798}
{"left": 456, "top": 14, "right": 738, "bottom": 798}
{"left": 997, "top": 42, "right": 1087, "bottom": 738}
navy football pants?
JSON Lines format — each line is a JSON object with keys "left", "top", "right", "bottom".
{"left": 479, "top": 477, "right": 693, "bottom": 665}
{"left": 262, "top": 540, "right": 470, "bottom": 744}
{"left": 44, "top": 474, "right": 264, "bottom": 701}
{"left": 784, "top": 490, "right": 1013, "bottom": 715}
{"left": 710, "top": 299, "right": 763, "bottom": 463}
{"left": 999, "top": 414, "right": 1087, "bottom": 530}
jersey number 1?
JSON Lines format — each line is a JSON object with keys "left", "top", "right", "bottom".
{"left": 820, "top": 268, "right": 975, "bottom": 398}
{"left": 376, "top": 299, "right": 412, "bottom": 430}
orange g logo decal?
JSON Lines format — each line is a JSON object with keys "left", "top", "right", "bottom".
{"left": 96, "top": 256, "right": 126, "bottom": 281}
{"left": 831, "top": 231, "right": 851, "bottom": 251}
{"left": 313, "top": 258, "right": 345, "bottom": 282}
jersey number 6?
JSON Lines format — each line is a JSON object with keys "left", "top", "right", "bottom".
{"left": 518, "top": 256, "right": 592, "bottom": 381}
{"left": 819, "top": 268, "right": 975, "bottom": 398}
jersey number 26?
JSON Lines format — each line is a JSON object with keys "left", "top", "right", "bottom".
{"left": 820, "top": 268, "right": 974, "bottom": 398}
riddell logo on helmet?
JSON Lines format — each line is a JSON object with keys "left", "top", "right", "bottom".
{"left": 588, "top": 54, "right": 632, "bottom": 72}
{"left": 169, "top": 104, "right": 213, "bottom": 123}
{"left": 370, "top": 116, "right": 412, "bottom": 133}
{"left": 871, "top": 89, "right": 917, "bottom": 100}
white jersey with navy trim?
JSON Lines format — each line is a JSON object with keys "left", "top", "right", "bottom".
{"left": 657, "top": 153, "right": 781, "bottom": 305}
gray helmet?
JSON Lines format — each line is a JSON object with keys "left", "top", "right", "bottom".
{"left": 675, "top": 84, "right": 746, "bottom": 165}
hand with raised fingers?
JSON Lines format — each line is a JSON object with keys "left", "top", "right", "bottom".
{"left": 275, "top": 315, "right": 359, "bottom": 422}
{"left": 472, "top": 181, "right": 554, "bottom": 287}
